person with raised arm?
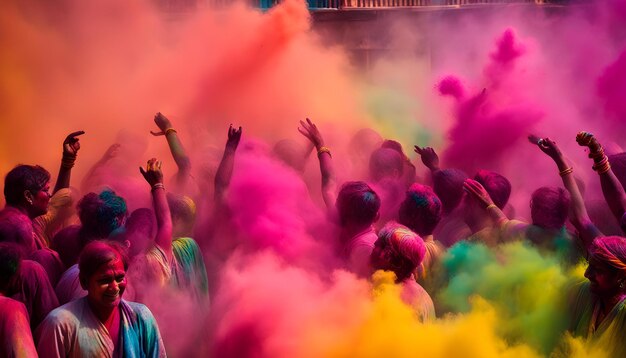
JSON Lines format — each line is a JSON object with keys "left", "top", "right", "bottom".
{"left": 414, "top": 145, "right": 471, "bottom": 247}
{"left": 298, "top": 118, "right": 336, "bottom": 211}
{"left": 531, "top": 136, "right": 602, "bottom": 254}
{"left": 150, "top": 112, "right": 194, "bottom": 194}
{"left": 214, "top": 124, "right": 242, "bottom": 205}
{"left": 576, "top": 132, "right": 626, "bottom": 235}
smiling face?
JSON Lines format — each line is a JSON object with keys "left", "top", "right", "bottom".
{"left": 84, "top": 258, "right": 127, "bottom": 310}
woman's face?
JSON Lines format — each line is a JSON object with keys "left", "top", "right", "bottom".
{"left": 585, "top": 257, "right": 623, "bottom": 296}
{"left": 86, "top": 258, "right": 126, "bottom": 310}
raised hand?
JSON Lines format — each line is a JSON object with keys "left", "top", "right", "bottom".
{"left": 102, "top": 143, "right": 121, "bottom": 161}
{"left": 226, "top": 124, "right": 242, "bottom": 151}
{"left": 414, "top": 145, "right": 439, "bottom": 171}
{"left": 576, "top": 131, "right": 603, "bottom": 154}
{"left": 150, "top": 112, "right": 174, "bottom": 136}
{"left": 63, "top": 131, "right": 85, "bottom": 156}
{"left": 463, "top": 179, "right": 494, "bottom": 208}
{"left": 139, "top": 158, "right": 164, "bottom": 187}
{"left": 298, "top": 118, "right": 324, "bottom": 149}
{"left": 534, "top": 137, "right": 563, "bottom": 160}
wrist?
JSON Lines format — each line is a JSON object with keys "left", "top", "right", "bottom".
{"left": 151, "top": 183, "right": 165, "bottom": 192}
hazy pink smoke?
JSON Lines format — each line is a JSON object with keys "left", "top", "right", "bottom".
{"left": 439, "top": 29, "right": 542, "bottom": 174}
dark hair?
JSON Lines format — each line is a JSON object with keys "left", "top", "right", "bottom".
{"left": 336, "top": 181, "right": 380, "bottom": 226}
{"left": 77, "top": 189, "right": 127, "bottom": 241}
{"left": 399, "top": 183, "right": 443, "bottom": 236}
{"left": 433, "top": 169, "right": 468, "bottom": 214}
{"left": 474, "top": 169, "right": 511, "bottom": 209}
{"left": 369, "top": 148, "right": 404, "bottom": 182}
{"left": 78, "top": 240, "right": 129, "bottom": 287}
{"left": 4, "top": 165, "right": 50, "bottom": 206}
{"left": 381, "top": 140, "right": 406, "bottom": 158}
{"left": 530, "top": 186, "right": 570, "bottom": 230}
{"left": 0, "top": 243, "right": 22, "bottom": 292}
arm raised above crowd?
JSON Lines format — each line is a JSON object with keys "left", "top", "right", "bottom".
{"left": 534, "top": 136, "right": 601, "bottom": 252}
{"left": 140, "top": 158, "right": 173, "bottom": 261}
{"left": 576, "top": 131, "right": 626, "bottom": 227}
{"left": 298, "top": 118, "right": 336, "bottom": 211}
{"left": 54, "top": 131, "right": 84, "bottom": 194}
{"left": 214, "top": 125, "right": 242, "bottom": 204}
{"left": 151, "top": 112, "right": 192, "bottom": 191}
{"left": 414, "top": 145, "right": 440, "bottom": 173}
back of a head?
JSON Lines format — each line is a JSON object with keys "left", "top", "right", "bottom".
{"left": 399, "top": 183, "right": 442, "bottom": 236}
{"left": 167, "top": 193, "right": 196, "bottom": 227}
{"left": 336, "top": 181, "right": 380, "bottom": 226}
{"left": 530, "top": 186, "right": 570, "bottom": 230}
{"left": 474, "top": 169, "right": 511, "bottom": 209}
{"left": 381, "top": 140, "right": 406, "bottom": 158}
{"left": 372, "top": 222, "right": 426, "bottom": 282}
{"left": 433, "top": 169, "right": 468, "bottom": 214}
{"left": 78, "top": 240, "right": 129, "bottom": 287}
{"left": 0, "top": 242, "right": 22, "bottom": 293}
{"left": 78, "top": 189, "right": 128, "bottom": 242}
{"left": 369, "top": 148, "right": 404, "bottom": 182}
{"left": 273, "top": 139, "right": 307, "bottom": 173}
{"left": 4, "top": 165, "right": 50, "bottom": 206}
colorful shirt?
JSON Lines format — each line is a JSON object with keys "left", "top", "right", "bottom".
{"left": 36, "top": 297, "right": 166, "bottom": 358}
{"left": 145, "top": 237, "right": 209, "bottom": 301}
{"left": 343, "top": 227, "right": 377, "bottom": 278}
{"left": 568, "top": 281, "right": 626, "bottom": 357}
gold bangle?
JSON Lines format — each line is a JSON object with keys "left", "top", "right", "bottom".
{"left": 486, "top": 204, "right": 497, "bottom": 211}
{"left": 559, "top": 167, "right": 573, "bottom": 177}
{"left": 165, "top": 128, "right": 177, "bottom": 136}
{"left": 317, "top": 146, "right": 331, "bottom": 158}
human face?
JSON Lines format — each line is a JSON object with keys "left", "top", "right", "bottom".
{"left": 585, "top": 257, "right": 622, "bottom": 296}
{"left": 29, "top": 181, "right": 51, "bottom": 217}
{"left": 86, "top": 258, "right": 127, "bottom": 311}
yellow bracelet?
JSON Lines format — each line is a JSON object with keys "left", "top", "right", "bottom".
{"left": 317, "top": 146, "right": 331, "bottom": 158}
{"left": 165, "top": 128, "right": 177, "bottom": 136}
{"left": 486, "top": 204, "right": 497, "bottom": 211}
{"left": 559, "top": 167, "right": 573, "bottom": 177}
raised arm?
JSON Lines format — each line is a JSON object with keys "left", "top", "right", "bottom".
{"left": 414, "top": 146, "right": 440, "bottom": 173}
{"left": 81, "top": 143, "right": 121, "bottom": 192}
{"left": 150, "top": 112, "right": 192, "bottom": 190}
{"left": 53, "top": 131, "right": 84, "bottom": 194}
{"left": 140, "top": 158, "right": 173, "bottom": 261}
{"left": 214, "top": 125, "right": 242, "bottom": 204}
{"left": 533, "top": 136, "right": 601, "bottom": 251}
{"left": 298, "top": 118, "right": 336, "bottom": 211}
{"left": 463, "top": 178, "right": 508, "bottom": 226}
{"left": 576, "top": 132, "right": 626, "bottom": 226}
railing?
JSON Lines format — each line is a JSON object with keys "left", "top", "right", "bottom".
{"left": 254, "top": 0, "right": 549, "bottom": 10}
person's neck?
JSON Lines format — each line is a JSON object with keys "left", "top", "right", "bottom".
{"left": 468, "top": 214, "right": 491, "bottom": 234}
{"left": 600, "top": 292, "right": 626, "bottom": 317}
{"left": 340, "top": 223, "right": 373, "bottom": 243}
{"left": 87, "top": 298, "right": 118, "bottom": 324}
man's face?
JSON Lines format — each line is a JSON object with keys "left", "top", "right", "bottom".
{"left": 585, "top": 257, "right": 621, "bottom": 296}
{"left": 85, "top": 258, "right": 127, "bottom": 311}
{"left": 29, "top": 181, "right": 51, "bottom": 217}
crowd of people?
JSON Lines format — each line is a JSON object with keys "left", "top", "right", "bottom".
{"left": 0, "top": 112, "right": 625, "bottom": 357}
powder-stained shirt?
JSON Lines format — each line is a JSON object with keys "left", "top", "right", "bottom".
{"left": 144, "top": 237, "right": 209, "bottom": 301}
{"left": 401, "top": 277, "right": 436, "bottom": 322}
{"left": 344, "top": 227, "right": 377, "bottom": 279}
{"left": 568, "top": 281, "right": 626, "bottom": 357}
{"left": 0, "top": 296, "right": 37, "bottom": 358}
{"left": 36, "top": 297, "right": 165, "bottom": 358}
